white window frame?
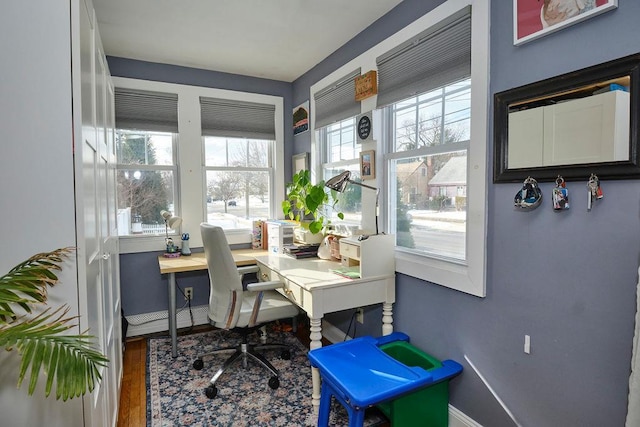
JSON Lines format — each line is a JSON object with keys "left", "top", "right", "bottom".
{"left": 318, "top": 117, "right": 364, "bottom": 229}
{"left": 114, "top": 77, "right": 285, "bottom": 254}
{"left": 115, "top": 130, "right": 180, "bottom": 237}
{"left": 310, "top": 0, "right": 488, "bottom": 297}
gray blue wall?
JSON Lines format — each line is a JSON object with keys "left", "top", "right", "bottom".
{"left": 292, "top": 1, "right": 640, "bottom": 426}
{"left": 114, "top": 1, "right": 640, "bottom": 425}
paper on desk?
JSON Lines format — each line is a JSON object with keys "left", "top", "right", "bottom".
{"left": 330, "top": 267, "right": 360, "bottom": 279}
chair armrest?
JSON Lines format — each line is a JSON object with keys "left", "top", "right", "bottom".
{"left": 237, "top": 265, "right": 260, "bottom": 275}
{"left": 246, "top": 280, "right": 284, "bottom": 292}
{"left": 245, "top": 280, "right": 285, "bottom": 327}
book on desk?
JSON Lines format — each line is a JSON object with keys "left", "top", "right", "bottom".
{"left": 283, "top": 243, "right": 320, "bottom": 259}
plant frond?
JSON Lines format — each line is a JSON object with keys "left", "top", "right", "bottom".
{"left": 0, "top": 248, "right": 74, "bottom": 320}
{"left": 0, "top": 304, "right": 108, "bottom": 401}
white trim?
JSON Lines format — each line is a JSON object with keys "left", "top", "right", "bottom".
{"left": 308, "top": 0, "right": 489, "bottom": 297}
{"left": 449, "top": 404, "right": 483, "bottom": 427}
{"left": 320, "top": 319, "right": 353, "bottom": 343}
{"left": 113, "top": 77, "right": 284, "bottom": 254}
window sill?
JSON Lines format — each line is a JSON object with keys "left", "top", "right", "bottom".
{"left": 118, "top": 228, "right": 252, "bottom": 254}
{"left": 395, "top": 249, "right": 485, "bottom": 297}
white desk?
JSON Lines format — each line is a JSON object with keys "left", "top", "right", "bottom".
{"left": 254, "top": 253, "right": 396, "bottom": 409}
{"left": 158, "top": 242, "right": 396, "bottom": 410}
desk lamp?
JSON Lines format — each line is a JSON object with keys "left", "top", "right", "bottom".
{"left": 325, "top": 171, "right": 379, "bottom": 236}
{"left": 160, "top": 210, "right": 182, "bottom": 254}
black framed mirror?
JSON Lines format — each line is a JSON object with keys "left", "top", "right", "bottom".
{"left": 494, "top": 53, "right": 640, "bottom": 183}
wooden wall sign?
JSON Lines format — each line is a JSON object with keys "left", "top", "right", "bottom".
{"left": 355, "top": 70, "right": 378, "bottom": 101}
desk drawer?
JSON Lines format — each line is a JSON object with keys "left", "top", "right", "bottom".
{"left": 339, "top": 241, "right": 360, "bottom": 261}
{"left": 259, "top": 265, "right": 304, "bottom": 306}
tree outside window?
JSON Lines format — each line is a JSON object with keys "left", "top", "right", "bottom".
{"left": 204, "top": 137, "right": 273, "bottom": 229}
{"left": 116, "top": 130, "right": 177, "bottom": 236}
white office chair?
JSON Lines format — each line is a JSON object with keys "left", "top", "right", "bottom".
{"left": 193, "top": 223, "right": 300, "bottom": 399}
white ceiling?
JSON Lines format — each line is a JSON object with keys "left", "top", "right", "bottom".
{"left": 92, "top": 0, "right": 403, "bottom": 82}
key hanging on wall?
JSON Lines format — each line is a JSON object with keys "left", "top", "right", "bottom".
{"left": 587, "top": 173, "right": 604, "bottom": 212}
{"left": 514, "top": 176, "right": 543, "bottom": 211}
{"left": 552, "top": 176, "right": 570, "bottom": 211}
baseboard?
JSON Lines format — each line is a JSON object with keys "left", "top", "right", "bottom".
{"left": 449, "top": 404, "right": 483, "bottom": 427}
{"left": 125, "top": 304, "right": 210, "bottom": 337}
{"left": 321, "top": 320, "right": 482, "bottom": 427}
{"left": 320, "top": 319, "right": 352, "bottom": 343}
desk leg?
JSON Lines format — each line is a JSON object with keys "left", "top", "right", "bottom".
{"left": 168, "top": 272, "right": 177, "bottom": 358}
{"left": 309, "top": 317, "right": 323, "bottom": 412}
{"left": 382, "top": 302, "right": 394, "bottom": 336}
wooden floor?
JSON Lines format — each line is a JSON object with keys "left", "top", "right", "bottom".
{"left": 117, "top": 337, "right": 147, "bottom": 427}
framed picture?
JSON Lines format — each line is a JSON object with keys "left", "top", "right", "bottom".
{"left": 360, "top": 150, "right": 375, "bottom": 180}
{"left": 514, "top": 0, "right": 617, "bottom": 46}
{"left": 293, "top": 101, "right": 309, "bottom": 135}
{"left": 292, "top": 152, "right": 309, "bottom": 175}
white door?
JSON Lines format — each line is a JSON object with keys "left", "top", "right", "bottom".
{"left": 75, "top": 0, "right": 118, "bottom": 425}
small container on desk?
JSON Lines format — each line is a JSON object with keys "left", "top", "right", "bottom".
{"left": 266, "top": 220, "right": 295, "bottom": 254}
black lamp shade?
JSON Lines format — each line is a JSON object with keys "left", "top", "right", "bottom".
{"left": 325, "top": 171, "right": 351, "bottom": 192}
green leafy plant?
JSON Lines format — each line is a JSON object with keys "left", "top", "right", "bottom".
{"left": 282, "top": 169, "right": 344, "bottom": 234}
{"left": 0, "top": 248, "right": 109, "bottom": 401}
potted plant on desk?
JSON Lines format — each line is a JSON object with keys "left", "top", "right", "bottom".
{"left": 0, "top": 248, "right": 108, "bottom": 400}
{"left": 282, "top": 169, "right": 344, "bottom": 238}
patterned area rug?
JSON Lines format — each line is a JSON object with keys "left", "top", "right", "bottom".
{"left": 147, "top": 329, "right": 387, "bottom": 426}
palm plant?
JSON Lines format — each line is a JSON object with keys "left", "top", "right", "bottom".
{"left": 0, "top": 248, "right": 108, "bottom": 401}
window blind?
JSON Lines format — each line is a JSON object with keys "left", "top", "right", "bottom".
{"left": 200, "top": 97, "right": 276, "bottom": 140}
{"left": 376, "top": 7, "right": 471, "bottom": 108}
{"left": 114, "top": 88, "right": 179, "bottom": 133}
{"left": 314, "top": 68, "right": 361, "bottom": 129}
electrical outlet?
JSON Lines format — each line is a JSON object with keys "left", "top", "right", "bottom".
{"left": 356, "top": 307, "right": 364, "bottom": 324}
{"left": 185, "top": 287, "right": 193, "bottom": 301}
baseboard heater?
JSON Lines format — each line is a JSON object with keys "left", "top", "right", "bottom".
{"left": 125, "top": 305, "right": 210, "bottom": 337}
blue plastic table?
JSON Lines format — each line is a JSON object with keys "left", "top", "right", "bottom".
{"left": 308, "top": 332, "right": 463, "bottom": 427}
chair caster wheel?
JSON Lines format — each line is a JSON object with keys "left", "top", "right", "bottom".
{"left": 281, "top": 349, "right": 291, "bottom": 360}
{"left": 205, "top": 385, "right": 217, "bottom": 399}
{"left": 193, "top": 359, "right": 204, "bottom": 370}
{"left": 268, "top": 376, "right": 280, "bottom": 390}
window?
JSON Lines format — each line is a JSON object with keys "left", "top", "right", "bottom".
{"left": 386, "top": 78, "right": 470, "bottom": 261}
{"left": 114, "top": 88, "right": 180, "bottom": 237}
{"left": 200, "top": 97, "right": 277, "bottom": 230}
{"left": 310, "top": 0, "right": 489, "bottom": 296}
{"left": 116, "top": 131, "right": 178, "bottom": 236}
{"left": 204, "top": 137, "right": 273, "bottom": 229}
{"left": 113, "top": 77, "right": 284, "bottom": 253}
{"left": 313, "top": 69, "right": 364, "bottom": 233}
{"left": 318, "top": 117, "right": 362, "bottom": 231}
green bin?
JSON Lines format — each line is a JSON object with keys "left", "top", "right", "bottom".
{"left": 377, "top": 341, "right": 450, "bottom": 427}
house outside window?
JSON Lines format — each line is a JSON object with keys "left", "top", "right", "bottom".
{"left": 386, "top": 79, "right": 470, "bottom": 261}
